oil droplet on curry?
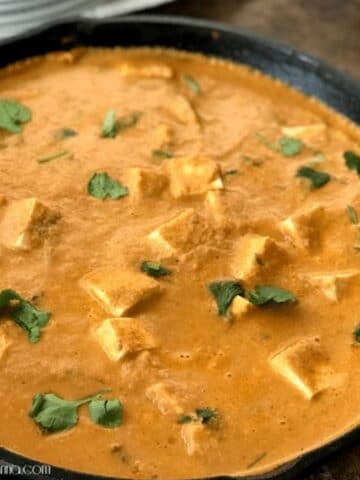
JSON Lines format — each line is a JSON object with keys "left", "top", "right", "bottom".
{"left": 0, "top": 47, "right": 360, "bottom": 479}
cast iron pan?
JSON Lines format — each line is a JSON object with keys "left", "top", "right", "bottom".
{"left": 0, "top": 14, "right": 359, "bottom": 480}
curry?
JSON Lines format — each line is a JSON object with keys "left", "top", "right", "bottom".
{"left": 0, "top": 47, "right": 360, "bottom": 480}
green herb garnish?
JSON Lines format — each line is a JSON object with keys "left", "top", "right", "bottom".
{"left": 141, "top": 261, "right": 171, "bottom": 278}
{"left": 0, "top": 289, "right": 50, "bottom": 343}
{"left": 248, "top": 286, "right": 297, "bottom": 306}
{"left": 55, "top": 128, "right": 77, "bottom": 140}
{"left": 224, "top": 169, "right": 238, "bottom": 176}
{"left": 208, "top": 280, "right": 244, "bottom": 316}
{"left": 182, "top": 75, "right": 201, "bottom": 94}
{"left": 353, "top": 325, "right": 360, "bottom": 344}
{"left": 296, "top": 166, "right": 331, "bottom": 188}
{"left": 177, "top": 415, "right": 193, "bottom": 425}
{"left": 88, "top": 398, "right": 123, "bottom": 428}
{"left": 344, "top": 151, "right": 360, "bottom": 174}
{"left": 152, "top": 149, "right": 173, "bottom": 159}
{"left": 36, "top": 150, "right": 70, "bottom": 164}
{"left": 87, "top": 172, "right": 129, "bottom": 200}
{"left": 29, "top": 391, "right": 122, "bottom": 433}
{"left": 347, "top": 205, "right": 359, "bottom": 225}
{"left": 101, "top": 110, "right": 141, "bottom": 138}
{"left": 177, "top": 408, "right": 218, "bottom": 426}
{"left": 279, "top": 136, "right": 303, "bottom": 157}
{"left": 255, "top": 133, "right": 278, "bottom": 152}
{"left": 0, "top": 99, "right": 31, "bottom": 134}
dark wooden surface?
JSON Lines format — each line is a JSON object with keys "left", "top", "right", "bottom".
{"left": 149, "top": 1, "right": 360, "bottom": 478}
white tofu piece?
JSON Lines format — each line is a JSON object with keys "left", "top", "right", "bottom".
{"left": 126, "top": 167, "right": 168, "bottom": 198}
{"left": 119, "top": 63, "right": 173, "bottom": 79}
{"left": 305, "top": 270, "right": 359, "bottom": 302}
{"left": 229, "top": 296, "right": 253, "bottom": 320}
{"left": 0, "top": 197, "right": 58, "bottom": 251}
{"left": 80, "top": 267, "right": 161, "bottom": 316}
{"left": 168, "top": 155, "right": 224, "bottom": 198}
{"left": 281, "top": 124, "right": 326, "bottom": 143}
{"left": 279, "top": 204, "right": 324, "bottom": 249}
{"left": 0, "top": 332, "right": 9, "bottom": 361}
{"left": 181, "top": 423, "right": 209, "bottom": 456}
{"left": 146, "top": 382, "right": 184, "bottom": 415}
{"left": 147, "top": 209, "right": 211, "bottom": 257}
{"left": 269, "top": 337, "right": 336, "bottom": 399}
{"left": 96, "top": 317, "right": 157, "bottom": 362}
{"left": 232, "top": 233, "right": 281, "bottom": 281}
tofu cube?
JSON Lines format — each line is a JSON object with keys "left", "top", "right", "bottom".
{"left": 120, "top": 63, "right": 173, "bottom": 79}
{"left": 269, "top": 337, "right": 335, "bottom": 399}
{"left": 96, "top": 317, "right": 157, "bottom": 362}
{"left": 279, "top": 204, "right": 324, "bottom": 249}
{"left": 126, "top": 167, "right": 168, "bottom": 198}
{"left": 281, "top": 124, "right": 326, "bottom": 144}
{"left": 181, "top": 423, "right": 209, "bottom": 456}
{"left": 232, "top": 233, "right": 281, "bottom": 282}
{"left": 229, "top": 296, "right": 253, "bottom": 320}
{"left": 168, "top": 155, "right": 224, "bottom": 198}
{"left": 146, "top": 382, "right": 184, "bottom": 415}
{"left": 147, "top": 209, "right": 210, "bottom": 257}
{"left": 80, "top": 267, "right": 161, "bottom": 316}
{"left": 0, "top": 197, "right": 58, "bottom": 250}
{"left": 306, "top": 270, "right": 359, "bottom": 302}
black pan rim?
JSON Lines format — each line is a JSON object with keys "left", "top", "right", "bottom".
{"left": 0, "top": 13, "right": 359, "bottom": 480}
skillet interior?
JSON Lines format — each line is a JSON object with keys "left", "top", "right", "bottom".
{"left": 0, "top": 15, "right": 359, "bottom": 480}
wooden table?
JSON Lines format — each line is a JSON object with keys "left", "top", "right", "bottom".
{"left": 150, "top": 1, "right": 360, "bottom": 478}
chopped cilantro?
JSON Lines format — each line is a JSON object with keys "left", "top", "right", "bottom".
{"left": 182, "top": 74, "right": 201, "bottom": 94}
{"left": 36, "top": 150, "right": 70, "bottom": 164}
{"left": 296, "top": 166, "right": 331, "bottom": 188}
{"left": 347, "top": 205, "right": 359, "bottom": 225}
{"left": 0, "top": 289, "right": 50, "bottom": 343}
{"left": 208, "top": 280, "right": 244, "bottom": 316}
{"left": 248, "top": 286, "right": 297, "bottom": 306}
{"left": 0, "top": 99, "right": 31, "bottom": 133}
{"left": 152, "top": 149, "right": 173, "bottom": 159}
{"left": 353, "top": 325, "right": 360, "bottom": 344}
{"left": 88, "top": 398, "right": 123, "bottom": 428}
{"left": 101, "top": 109, "right": 117, "bottom": 138}
{"left": 279, "top": 136, "right": 303, "bottom": 157}
{"left": 87, "top": 172, "right": 129, "bottom": 200}
{"left": 55, "top": 128, "right": 77, "bottom": 140}
{"left": 141, "top": 261, "right": 171, "bottom": 278}
{"left": 177, "top": 408, "right": 218, "bottom": 426}
{"left": 344, "top": 151, "right": 360, "bottom": 174}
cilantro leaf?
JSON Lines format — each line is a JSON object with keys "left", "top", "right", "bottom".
{"left": 182, "top": 74, "right": 201, "bottom": 94}
{"left": 55, "top": 128, "right": 77, "bottom": 140}
{"left": 296, "top": 166, "right": 331, "bottom": 188}
{"left": 88, "top": 399, "right": 123, "bottom": 428}
{"left": 141, "top": 261, "right": 171, "bottom": 278}
{"left": 87, "top": 172, "right": 129, "bottom": 200}
{"left": 152, "top": 149, "right": 173, "bottom": 159}
{"left": 101, "top": 110, "right": 141, "bottom": 138}
{"left": 347, "top": 205, "right": 359, "bottom": 225}
{"left": 36, "top": 150, "right": 70, "bottom": 164}
{"left": 279, "top": 136, "right": 303, "bottom": 157}
{"left": 0, "top": 289, "right": 50, "bottom": 343}
{"left": 0, "top": 99, "right": 31, "bottom": 134}
{"left": 195, "top": 408, "right": 217, "bottom": 424}
{"left": 344, "top": 151, "right": 360, "bottom": 174}
{"left": 177, "top": 415, "right": 193, "bottom": 425}
{"left": 208, "top": 280, "right": 244, "bottom": 316}
{"left": 248, "top": 286, "right": 297, "bottom": 306}
{"left": 353, "top": 325, "right": 360, "bottom": 344}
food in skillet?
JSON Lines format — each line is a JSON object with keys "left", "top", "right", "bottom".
{"left": 0, "top": 47, "right": 360, "bottom": 479}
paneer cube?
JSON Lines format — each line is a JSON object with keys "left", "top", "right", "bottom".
{"left": 165, "top": 95, "right": 198, "bottom": 125}
{"left": 80, "top": 267, "right": 161, "bottom": 316}
{"left": 181, "top": 422, "right": 210, "bottom": 456}
{"left": 305, "top": 270, "right": 359, "bottom": 302}
{"left": 229, "top": 296, "right": 253, "bottom": 320}
{"left": 146, "top": 382, "right": 184, "bottom": 415}
{"left": 120, "top": 63, "right": 173, "bottom": 79}
{"left": 232, "top": 233, "right": 281, "bottom": 282}
{"left": 0, "top": 197, "right": 58, "bottom": 250}
{"left": 147, "top": 209, "right": 211, "bottom": 257}
{"left": 168, "top": 155, "right": 224, "bottom": 198}
{"left": 279, "top": 204, "right": 324, "bottom": 249}
{"left": 281, "top": 124, "right": 326, "bottom": 144}
{"left": 126, "top": 167, "right": 168, "bottom": 198}
{"left": 269, "top": 337, "right": 335, "bottom": 399}
{"left": 95, "top": 317, "right": 157, "bottom": 362}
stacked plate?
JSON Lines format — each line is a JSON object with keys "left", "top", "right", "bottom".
{"left": 0, "top": 0, "right": 173, "bottom": 40}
